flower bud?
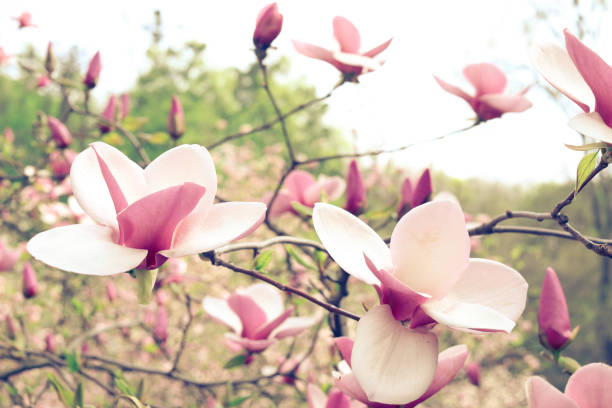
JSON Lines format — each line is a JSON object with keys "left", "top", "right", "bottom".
{"left": 155, "top": 290, "right": 168, "bottom": 306}
{"left": 167, "top": 95, "right": 185, "bottom": 140}
{"left": 106, "top": 280, "right": 117, "bottom": 302}
{"left": 153, "top": 306, "right": 168, "bottom": 344}
{"left": 538, "top": 267, "right": 576, "bottom": 350}
{"left": 47, "top": 116, "right": 72, "bottom": 148}
{"left": 412, "top": 168, "right": 432, "bottom": 208}
{"left": 253, "top": 3, "right": 283, "bottom": 52}
{"left": 397, "top": 177, "right": 413, "bottom": 219}
{"left": 99, "top": 95, "right": 117, "bottom": 134}
{"left": 37, "top": 75, "right": 51, "bottom": 88}
{"left": 5, "top": 315, "right": 16, "bottom": 340}
{"left": 45, "top": 42, "right": 56, "bottom": 74}
{"left": 83, "top": 51, "right": 101, "bottom": 89}
{"left": 23, "top": 261, "right": 38, "bottom": 298}
{"left": 344, "top": 159, "right": 366, "bottom": 215}
{"left": 49, "top": 149, "right": 76, "bottom": 179}
{"left": 45, "top": 332, "right": 56, "bottom": 353}
{"left": 465, "top": 362, "right": 480, "bottom": 386}
{"left": 120, "top": 93, "right": 130, "bottom": 119}
{"left": 3, "top": 127, "right": 14, "bottom": 144}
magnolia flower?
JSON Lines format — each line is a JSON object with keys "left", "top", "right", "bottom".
{"left": 0, "top": 240, "right": 21, "bottom": 272}
{"left": 293, "top": 16, "right": 392, "bottom": 78}
{"left": 47, "top": 116, "right": 72, "bottom": 148}
{"left": 253, "top": 3, "right": 283, "bottom": 51}
{"left": 99, "top": 95, "right": 117, "bottom": 133}
{"left": 27, "top": 142, "right": 266, "bottom": 283}
{"left": 84, "top": 51, "right": 101, "bottom": 88}
{"left": 344, "top": 160, "right": 366, "bottom": 215}
{"left": 397, "top": 168, "right": 431, "bottom": 219}
{"left": 167, "top": 95, "right": 185, "bottom": 140}
{"left": 14, "top": 12, "right": 36, "bottom": 29}
{"left": 538, "top": 267, "right": 576, "bottom": 350}
{"left": 334, "top": 336, "right": 468, "bottom": 406}
{"left": 0, "top": 48, "right": 12, "bottom": 65}
{"left": 307, "top": 383, "right": 365, "bottom": 408}
{"left": 267, "top": 170, "right": 345, "bottom": 217}
{"left": 203, "top": 283, "right": 317, "bottom": 354}
{"left": 313, "top": 201, "right": 527, "bottom": 403}
{"left": 37, "top": 75, "right": 51, "bottom": 88}
{"left": 526, "top": 363, "right": 612, "bottom": 408}
{"left": 531, "top": 30, "right": 612, "bottom": 144}
{"left": 435, "top": 63, "right": 532, "bottom": 122}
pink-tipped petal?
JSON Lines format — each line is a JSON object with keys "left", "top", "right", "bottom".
{"left": 463, "top": 63, "right": 507, "bottom": 96}
{"left": 272, "top": 315, "right": 318, "bottom": 339}
{"left": 71, "top": 142, "right": 147, "bottom": 229}
{"left": 253, "top": 307, "right": 293, "bottom": 340}
{"left": 162, "top": 202, "right": 266, "bottom": 258}
{"left": 434, "top": 76, "right": 474, "bottom": 105}
{"left": 293, "top": 40, "right": 337, "bottom": 65}
{"left": 526, "top": 376, "right": 578, "bottom": 408}
{"left": 202, "top": 296, "right": 242, "bottom": 334}
{"left": 390, "top": 200, "right": 470, "bottom": 298}
{"left": 564, "top": 30, "right": 612, "bottom": 125}
{"left": 27, "top": 224, "right": 146, "bottom": 275}
{"left": 224, "top": 333, "right": 276, "bottom": 353}
{"left": 331, "top": 52, "right": 382, "bottom": 73}
{"left": 284, "top": 170, "right": 316, "bottom": 204}
{"left": 362, "top": 38, "right": 393, "bottom": 58}
{"left": 304, "top": 176, "right": 346, "bottom": 207}
{"left": 351, "top": 305, "right": 438, "bottom": 404}
{"left": 267, "top": 191, "right": 297, "bottom": 217}
{"left": 568, "top": 112, "right": 612, "bottom": 144}
{"left": 313, "top": 203, "right": 391, "bottom": 285}
{"left": 405, "top": 344, "right": 468, "bottom": 407}
{"left": 227, "top": 293, "right": 268, "bottom": 338}
{"left": 91, "top": 144, "right": 128, "bottom": 214}
{"left": 479, "top": 94, "right": 533, "bottom": 114}
{"left": 333, "top": 16, "right": 361, "bottom": 53}
{"left": 326, "top": 390, "right": 352, "bottom": 408}
{"left": 307, "top": 384, "right": 328, "bottom": 408}
{"left": 335, "top": 373, "right": 371, "bottom": 405}
{"left": 422, "top": 297, "right": 516, "bottom": 333}
{"left": 565, "top": 363, "right": 612, "bottom": 408}
{"left": 335, "top": 337, "right": 354, "bottom": 368}
{"left": 242, "top": 283, "right": 285, "bottom": 320}
{"left": 529, "top": 43, "right": 594, "bottom": 112}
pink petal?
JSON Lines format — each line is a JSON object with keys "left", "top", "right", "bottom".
{"left": 565, "top": 363, "right": 612, "bottom": 408}
{"left": 91, "top": 144, "right": 128, "bottom": 213}
{"left": 335, "top": 337, "right": 354, "bottom": 368}
{"left": 313, "top": 203, "right": 392, "bottom": 285}
{"left": 405, "top": 344, "right": 468, "bottom": 408}
{"left": 272, "top": 315, "right": 318, "bottom": 339}
{"left": 253, "top": 307, "right": 293, "bottom": 340}
{"left": 463, "top": 63, "right": 507, "bottom": 96}
{"left": 529, "top": 43, "right": 594, "bottom": 112}
{"left": 326, "top": 389, "right": 352, "bottom": 408}
{"left": 27, "top": 224, "right": 146, "bottom": 275}
{"left": 412, "top": 168, "right": 432, "bottom": 207}
{"left": 224, "top": 333, "right": 276, "bottom": 353}
{"left": 71, "top": 142, "right": 147, "bottom": 229}
{"left": 307, "top": 383, "right": 328, "bottom": 408}
{"left": 304, "top": 176, "right": 346, "bottom": 207}
{"left": 293, "top": 40, "right": 338, "bottom": 66}
{"left": 162, "top": 202, "right": 266, "bottom": 258}
{"left": 564, "top": 30, "right": 612, "bottom": 126}
{"left": 526, "top": 376, "right": 578, "bottom": 408}
{"left": 362, "top": 38, "right": 393, "bottom": 58}
{"left": 390, "top": 200, "right": 470, "bottom": 299}
{"left": 284, "top": 170, "right": 316, "bottom": 204}
{"left": 202, "top": 296, "right": 242, "bottom": 334}
{"left": 117, "top": 183, "right": 205, "bottom": 269}
{"left": 331, "top": 53, "right": 382, "bottom": 74}
{"left": 478, "top": 94, "right": 532, "bottom": 114}
{"left": 568, "top": 112, "right": 612, "bottom": 144}
{"left": 335, "top": 373, "right": 371, "bottom": 406}
{"left": 227, "top": 293, "right": 268, "bottom": 338}
{"left": 434, "top": 76, "right": 474, "bottom": 106}
{"left": 242, "top": 283, "right": 285, "bottom": 320}
{"left": 333, "top": 16, "right": 361, "bottom": 53}
{"left": 267, "top": 191, "right": 298, "bottom": 217}
{"left": 351, "top": 305, "right": 438, "bottom": 404}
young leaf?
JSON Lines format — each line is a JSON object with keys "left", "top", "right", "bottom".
{"left": 71, "top": 298, "right": 83, "bottom": 316}
{"left": 565, "top": 142, "right": 609, "bottom": 151}
{"left": 227, "top": 395, "right": 252, "bottom": 406}
{"left": 285, "top": 245, "right": 317, "bottom": 271}
{"left": 253, "top": 250, "right": 273, "bottom": 272}
{"left": 290, "top": 201, "right": 313, "bottom": 217}
{"left": 48, "top": 373, "right": 74, "bottom": 407}
{"left": 115, "top": 377, "right": 136, "bottom": 397}
{"left": 224, "top": 354, "right": 247, "bottom": 369}
{"left": 72, "top": 382, "right": 83, "bottom": 408}
{"left": 576, "top": 151, "right": 599, "bottom": 194}
{"left": 65, "top": 350, "right": 80, "bottom": 373}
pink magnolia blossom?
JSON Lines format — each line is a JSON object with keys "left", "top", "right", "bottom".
{"left": 313, "top": 201, "right": 527, "bottom": 403}
{"left": 23, "top": 261, "right": 38, "bottom": 298}
{"left": 435, "top": 63, "right": 532, "bottom": 122}
{"left": 99, "top": 95, "right": 117, "bottom": 133}
{"left": 253, "top": 3, "right": 283, "bottom": 51}
{"left": 27, "top": 142, "right": 266, "bottom": 275}
{"left": 538, "top": 267, "right": 575, "bottom": 350}
{"left": 203, "top": 283, "right": 318, "bottom": 354}
{"left": 120, "top": 93, "right": 130, "bottom": 119}
{"left": 531, "top": 30, "right": 612, "bottom": 144}
{"left": 14, "top": 12, "right": 36, "bottom": 29}
{"left": 397, "top": 168, "right": 431, "bottom": 219}
{"left": 83, "top": 51, "right": 101, "bottom": 89}
{"left": 267, "top": 170, "right": 345, "bottom": 218}
{"left": 0, "top": 48, "right": 12, "bottom": 65}
{"left": 47, "top": 116, "right": 72, "bottom": 148}
{"left": 307, "top": 383, "right": 365, "bottom": 408}
{"left": 37, "top": 75, "right": 51, "bottom": 88}
{"left": 167, "top": 95, "right": 185, "bottom": 140}
{"left": 465, "top": 362, "right": 481, "bottom": 386}
{"left": 334, "top": 336, "right": 468, "bottom": 406}
{"left": 49, "top": 149, "right": 77, "bottom": 179}
{"left": 526, "top": 363, "right": 612, "bottom": 408}
{"left": 0, "top": 240, "right": 21, "bottom": 271}
{"left": 293, "top": 16, "right": 392, "bottom": 78}
{"left": 344, "top": 160, "right": 366, "bottom": 215}
{"left": 3, "top": 127, "right": 15, "bottom": 144}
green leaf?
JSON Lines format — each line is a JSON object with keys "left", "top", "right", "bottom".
{"left": 71, "top": 298, "right": 83, "bottom": 316}
{"left": 142, "top": 343, "right": 159, "bottom": 353}
{"left": 227, "top": 395, "right": 252, "bottom": 406}
{"left": 576, "top": 151, "right": 599, "bottom": 194}
{"left": 65, "top": 350, "right": 80, "bottom": 373}
{"left": 148, "top": 132, "right": 168, "bottom": 144}
{"left": 224, "top": 354, "right": 247, "bottom": 369}
{"left": 285, "top": 245, "right": 317, "bottom": 271}
{"left": 253, "top": 250, "right": 273, "bottom": 272}
{"left": 101, "top": 132, "right": 124, "bottom": 146}
{"left": 48, "top": 373, "right": 74, "bottom": 407}
{"left": 290, "top": 201, "right": 313, "bottom": 217}
{"left": 115, "top": 377, "right": 136, "bottom": 397}
{"left": 123, "top": 117, "right": 149, "bottom": 132}
{"left": 72, "top": 382, "right": 83, "bottom": 408}
{"left": 136, "top": 378, "right": 145, "bottom": 400}
{"left": 135, "top": 269, "right": 158, "bottom": 304}
{"left": 565, "top": 142, "right": 609, "bottom": 151}
{"left": 116, "top": 395, "right": 148, "bottom": 408}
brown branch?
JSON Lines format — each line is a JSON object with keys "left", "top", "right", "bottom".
{"left": 215, "top": 236, "right": 325, "bottom": 255}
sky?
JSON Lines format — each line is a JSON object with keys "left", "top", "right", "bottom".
{"left": 1, "top": 0, "right": 609, "bottom": 185}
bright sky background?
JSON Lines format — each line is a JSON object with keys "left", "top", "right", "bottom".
{"left": 1, "top": 0, "right": 609, "bottom": 185}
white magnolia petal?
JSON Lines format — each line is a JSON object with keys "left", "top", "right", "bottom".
{"left": 313, "top": 203, "right": 391, "bottom": 285}
{"left": 272, "top": 315, "right": 318, "bottom": 339}
{"left": 568, "top": 112, "right": 612, "bottom": 144}
{"left": 241, "top": 283, "right": 284, "bottom": 321}
{"left": 27, "top": 224, "right": 146, "bottom": 275}
{"left": 202, "top": 296, "right": 242, "bottom": 334}
{"left": 332, "top": 51, "right": 383, "bottom": 73}
{"left": 162, "top": 202, "right": 266, "bottom": 258}
{"left": 526, "top": 376, "right": 578, "bottom": 408}
{"left": 352, "top": 305, "right": 438, "bottom": 405}
{"left": 71, "top": 143, "right": 147, "bottom": 228}
{"left": 529, "top": 43, "right": 595, "bottom": 111}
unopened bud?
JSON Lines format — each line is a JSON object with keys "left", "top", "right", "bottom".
{"left": 23, "top": 262, "right": 38, "bottom": 298}
{"left": 49, "top": 149, "right": 76, "bottom": 179}
{"left": 153, "top": 307, "right": 168, "bottom": 344}
{"left": 253, "top": 3, "right": 283, "bottom": 54}
{"left": 167, "top": 95, "right": 185, "bottom": 140}
{"left": 83, "top": 51, "right": 101, "bottom": 89}
{"left": 47, "top": 116, "right": 72, "bottom": 148}
{"left": 538, "top": 267, "right": 574, "bottom": 351}
{"left": 6, "top": 315, "right": 16, "bottom": 340}
{"left": 45, "top": 42, "right": 56, "bottom": 74}
{"left": 344, "top": 159, "right": 366, "bottom": 215}
{"left": 465, "top": 362, "right": 480, "bottom": 386}
{"left": 99, "top": 95, "right": 117, "bottom": 134}
{"left": 37, "top": 75, "right": 51, "bottom": 88}
{"left": 106, "top": 280, "right": 117, "bottom": 302}
{"left": 45, "top": 332, "right": 56, "bottom": 353}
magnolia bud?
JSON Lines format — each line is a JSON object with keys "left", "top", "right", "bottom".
{"left": 45, "top": 42, "right": 56, "bottom": 74}
{"left": 37, "top": 75, "right": 51, "bottom": 88}
{"left": 538, "top": 267, "right": 576, "bottom": 350}
{"left": 106, "top": 281, "right": 117, "bottom": 302}
{"left": 167, "top": 95, "right": 185, "bottom": 140}
{"left": 99, "top": 95, "right": 117, "bottom": 134}
{"left": 397, "top": 177, "right": 413, "bottom": 219}
{"left": 153, "top": 307, "right": 168, "bottom": 344}
{"left": 49, "top": 149, "right": 76, "bottom": 179}
{"left": 47, "top": 116, "right": 72, "bottom": 148}
{"left": 412, "top": 168, "right": 432, "bottom": 208}
{"left": 120, "top": 93, "right": 130, "bottom": 119}
{"left": 23, "top": 262, "right": 38, "bottom": 298}
{"left": 465, "top": 362, "right": 480, "bottom": 386}
{"left": 344, "top": 159, "right": 366, "bottom": 215}
{"left": 253, "top": 3, "right": 283, "bottom": 52}
{"left": 83, "top": 51, "right": 101, "bottom": 89}
{"left": 6, "top": 315, "right": 16, "bottom": 340}
{"left": 45, "top": 332, "right": 56, "bottom": 353}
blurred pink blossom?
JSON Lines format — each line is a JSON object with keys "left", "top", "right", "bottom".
{"left": 253, "top": 3, "right": 283, "bottom": 51}
{"left": 45, "top": 332, "right": 56, "bottom": 353}
{"left": 37, "top": 75, "right": 51, "bottom": 88}
{"left": 106, "top": 280, "right": 117, "bottom": 302}
{"left": 83, "top": 51, "right": 101, "bottom": 88}
{"left": 307, "top": 382, "right": 364, "bottom": 408}
{"left": 344, "top": 160, "right": 366, "bottom": 215}
{"left": 5, "top": 315, "right": 16, "bottom": 339}
{"left": 167, "top": 95, "right": 185, "bottom": 140}
{"left": 99, "top": 95, "right": 117, "bottom": 133}
{"left": 0, "top": 48, "right": 12, "bottom": 65}
{"left": 465, "top": 361, "right": 481, "bottom": 386}
{"left": 22, "top": 262, "right": 38, "bottom": 298}
{"left": 49, "top": 149, "right": 77, "bottom": 179}
{"left": 3, "top": 127, "right": 15, "bottom": 144}
{"left": 0, "top": 240, "right": 21, "bottom": 272}
{"left": 120, "top": 93, "right": 130, "bottom": 119}
{"left": 153, "top": 306, "right": 169, "bottom": 344}
{"left": 47, "top": 116, "right": 72, "bottom": 148}
{"left": 14, "top": 12, "right": 36, "bottom": 29}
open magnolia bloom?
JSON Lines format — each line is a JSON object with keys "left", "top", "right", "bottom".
{"left": 313, "top": 201, "right": 527, "bottom": 403}
{"left": 293, "top": 16, "right": 392, "bottom": 78}
{"left": 27, "top": 142, "right": 266, "bottom": 287}
{"left": 307, "top": 383, "right": 365, "bottom": 408}
{"left": 526, "top": 363, "right": 612, "bottom": 408}
{"left": 203, "top": 283, "right": 318, "bottom": 353}
{"left": 531, "top": 30, "right": 612, "bottom": 144}
{"left": 334, "top": 336, "right": 468, "bottom": 407}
